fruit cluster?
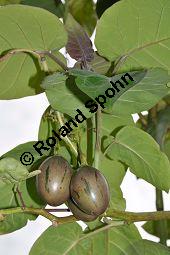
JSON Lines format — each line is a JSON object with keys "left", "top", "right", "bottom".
{"left": 36, "top": 156, "right": 110, "bottom": 222}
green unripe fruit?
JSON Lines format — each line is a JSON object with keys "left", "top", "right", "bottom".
{"left": 70, "top": 165, "right": 110, "bottom": 216}
{"left": 67, "top": 199, "right": 98, "bottom": 222}
{"left": 36, "top": 155, "right": 72, "bottom": 206}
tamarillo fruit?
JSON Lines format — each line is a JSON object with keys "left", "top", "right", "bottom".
{"left": 36, "top": 155, "right": 72, "bottom": 206}
{"left": 70, "top": 165, "right": 110, "bottom": 216}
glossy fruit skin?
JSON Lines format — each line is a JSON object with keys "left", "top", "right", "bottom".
{"left": 67, "top": 199, "right": 98, "bottom": 222}
{"left": 70, "top": 166, "right": 110, "bottom": 216}
{"left": 36, "top": 156, "right": 72, "bottom": 206}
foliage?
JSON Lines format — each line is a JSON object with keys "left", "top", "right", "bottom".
{"left": 0, "top": 0, "right": 170, "bottom": 254}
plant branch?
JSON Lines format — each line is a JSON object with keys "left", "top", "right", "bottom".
{"left": 94, "top": 106, "right": 102, "bottom": 169}
{"left": 45, "top": 208, "right": 70, "bottom": 212}
{"left": 2, "top": 207, "right": 170, "bottom": 225}
{"left": 40, "top": 51, "right": 68, "bottom": 71}
{"left": 0, "top": 48, "right": 68, "bottom": 72}
{"left": 0, "top": 207, "right": 75, "bottom": 225}
{"left": 106, "top": 209, "right": 170, "bottom": 223}
{"left": 155, "top": 189, "right": 168, "bottom": 245}
{"left": 16, "top": 186, "right": 26, "bottom": 209}
{"left": 138, "top": 113, "right": 147, "bottom": 127}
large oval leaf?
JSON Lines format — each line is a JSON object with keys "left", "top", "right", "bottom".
{"left": 0, "top": 5, "right": 67, "bottom": 99}
{"left": 71, "top": 68, "right": 170, "bottom": 115}
{"left": 29, "top": 222, "right": 141, "bottom": 255}
{"left": 42, "top": 72, "right": 92, "bottom": 118}
{"left": 104, "top": 126, "right": 170, "bottom": 192}
{"left": 95, "top": 0, "right": 170, "bottom": 79}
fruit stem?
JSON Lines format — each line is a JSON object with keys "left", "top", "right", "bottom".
{"left": 94, "top": 106, "right": 102, "bottom": 169}
{"left": 16, "top": 186, "right": 26, "bottom": 209}
{"left": 56, "top": 111, "right": 79, "bottom": 158}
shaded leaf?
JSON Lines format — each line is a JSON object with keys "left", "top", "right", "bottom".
{"left": 0, "top": 5, "right": 67, "bottom": 99}
{"left": 68, "top": 0, "right": 97, "bottom": 36}
{"left": 96, "top": 0, "right": 120, "bottom": 18}
{"left": 95, "top": 0, "right": 170, "bottom": 85}
{"left": 143, "top": 220, "right": 170, "bottom": 239}
{"left": 42, "top": 72, "right": 92, "bottom": 118}
{"left": 30, "top": 222, "right": 141, "bottom": 254}
{"left": 104, "top": 126, "right": 170, "bottom": 191}
{"left": 21, "top": 0, "right": 64, "bottom": 17}
{"left": 65, "top": 14, "right": 94, "bottom": 63}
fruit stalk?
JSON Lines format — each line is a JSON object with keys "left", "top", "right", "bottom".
{"left": 94, "top": 106, "right": 102, "bottom": 169}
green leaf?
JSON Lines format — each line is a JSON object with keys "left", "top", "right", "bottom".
{"left": 0, "top": 0, "right": 21, "bottom": 4}
{"left": 21, "top": 0, "right": 64, "bottom": 17}
{"left": 143, "top": 220, "right": 170, "bottom": 239}
{"left": 0, "top": 5, "right": 67, "bottom": 99}
{"left": 68, "top": 0, "right": 97, "bottom": 36}
{"left": 1, "top": 141, "right": 51, "bottom": 170}
{"left": 0, "top": 157, "right": 40, "bottom": 184}
{"left": 104, "top": 126, "right": 170, "bottom": 191}
{"left": 0, "top": 177, "right": 45, "bottom": 234}
{"left": 71, "top": 68, "right": 170, "bottom": 115}
{"left": 95, "top": 0, "right": 170, "bottom": 82}
{"left": 42, "top": 72, "right": 92, "bottom": 118}
{"left": 124, "top": 239, "right": 170, "bottom": 255}
{"left": 100, "top": 156, "right": 126, "bottom": 211}
{"left": 30, "top": 222, "right": 141, "bottom": 255}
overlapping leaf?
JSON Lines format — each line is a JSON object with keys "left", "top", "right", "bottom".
{"left": 0, "top": 5, "right": 67, "bottom": 99}
{"left": 71, "top": 68, "right": 170, "bottom": 115}
{"left": 104, "top": 126, "right": 170, "bottom": 191}
{"left": 22, "top": 0, "right": 64, "bottom": 17}
{"left": 30, "top": 222, "right": 141, "bottom": 255}
{"left": 41, "top": 72, "right": 92, "bottom": 118}
{"left": 96, "top": 0, "right": 120, "bottom": 18}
